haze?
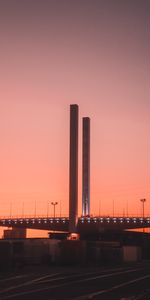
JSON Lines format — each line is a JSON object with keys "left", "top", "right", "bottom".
{"left": 0, "top": 0, "right": 150, "bottom": 223}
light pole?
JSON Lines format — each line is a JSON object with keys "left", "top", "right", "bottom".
{"left": 47, "top": 201, "right": 49, "bottom": 218}
{"left": 22, "top": 201, "right": 24, "bottom": 218}
{"left": 126, "top": 200, "right": 128, "bottom": 217}
{"left": 140, "top": 198, "right": 146, "bottom": 232}
{"left": 51, "top": 202, "right": 58, "bottom": 219}
{"left": 99, "top": 200, "right": 101, "bottom": 217}
{"left": 113, "top": 200, "right": 115, "bottom": 217}
{"left": 60, "top": 200, "right": 62, "bottom": 218}
{"left": 9, "top": 201, "right": 12, "bottom": 218}
{"left": 34, "top": 200, "right": 37, "bottom": 218}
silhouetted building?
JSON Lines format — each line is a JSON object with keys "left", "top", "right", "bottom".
{"left": 82, "top": 117, "right": 90, "bottom": 216}
{"left": 69, "top": 104, "right": 78, "bottom": 232}
{"left": 3, "top": 228, "right": 26, "bottom": 239}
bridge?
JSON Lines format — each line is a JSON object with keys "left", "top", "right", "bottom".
{"left": 1, "top": 106, "right": 148, "bottom": 236}
{"left": 0, "top": 216, "right": 150, "bottom": 233}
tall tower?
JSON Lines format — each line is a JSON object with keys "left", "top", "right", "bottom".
{"left": 69, "top": 104, "right": 78, "bottom": 232}
{"left": 82, "top": 117, "right": 90, "bottom": 216}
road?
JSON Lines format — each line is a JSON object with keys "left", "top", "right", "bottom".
{"left": 0, "top": 262, "right": 150, "bottom": 299}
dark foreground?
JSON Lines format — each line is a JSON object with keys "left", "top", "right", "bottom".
{"left": 0, "top": 262, "right": 150, "bottom": 299}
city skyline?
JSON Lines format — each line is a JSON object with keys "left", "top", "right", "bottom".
{"left": 1, "top": 0, "right": 150, "bottom": 226}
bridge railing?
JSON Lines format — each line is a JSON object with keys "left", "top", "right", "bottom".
{"left": 1, "top": 213, "right": 150, "bottom": 220}
{"left": 0, "top": 214, "right": 69, "bottom": 220}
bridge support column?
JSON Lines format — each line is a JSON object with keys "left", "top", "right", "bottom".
{"left": 82, "top": 117, "right": 90, "bottom": 216}
{"left": 69, "top": 104, "right": 78, "bottom": 232}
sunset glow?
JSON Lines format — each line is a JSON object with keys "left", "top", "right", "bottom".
{"left": 1, "top": 0, "right": 150, "bottom": 235}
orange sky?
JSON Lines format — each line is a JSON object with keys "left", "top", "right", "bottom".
{"left": 0, "top": 0, "right": 150, "bottom": 227}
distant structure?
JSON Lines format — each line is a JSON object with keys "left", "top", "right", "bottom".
{"left": 82, "top": 117, "right": 90, "bottom": 216}
{"left": 3, "top": 228, "right": 26, "bottom": 239}
{"left": 69, "top": 104, "right": 79, "bottom": 232}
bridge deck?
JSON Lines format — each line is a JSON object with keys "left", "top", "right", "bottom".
{"left": 0, "top": 216, "right": 150, "bottom": 231}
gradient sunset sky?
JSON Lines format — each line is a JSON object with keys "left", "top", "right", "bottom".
{"left": 1, "top": 0, "right": 150, "bottom": 220}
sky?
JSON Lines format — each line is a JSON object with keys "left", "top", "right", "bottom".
{"left": 0, "top": 0, "right": 150, "bottom": 231}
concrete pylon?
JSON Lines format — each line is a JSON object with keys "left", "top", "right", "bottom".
{"left": 69, "top": 104, "right": 78, "bottom": 232}
{"left": 82, "top": 117, "right": 90, "bottom": 216}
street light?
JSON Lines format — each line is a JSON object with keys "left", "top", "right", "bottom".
{"left": 51, "top": 202, "right": 58, "bottom": 219}
{"left": 140, "top": 198, "right": 146, "bottom": 232}
{"left": 22, "top": 201, "right": 24, "bottom": 218}
{"left": 9, "top": 201, "right": 12, "bottom": 219}
{"left": 34, "top": 200, "right": 37, "bottom": 218}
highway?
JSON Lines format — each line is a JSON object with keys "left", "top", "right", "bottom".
{"left": 1, "top": 216, "right": 150, "bottom": 232}
{"left": 0, "top": 262, "right": 150, "bottom": 299}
